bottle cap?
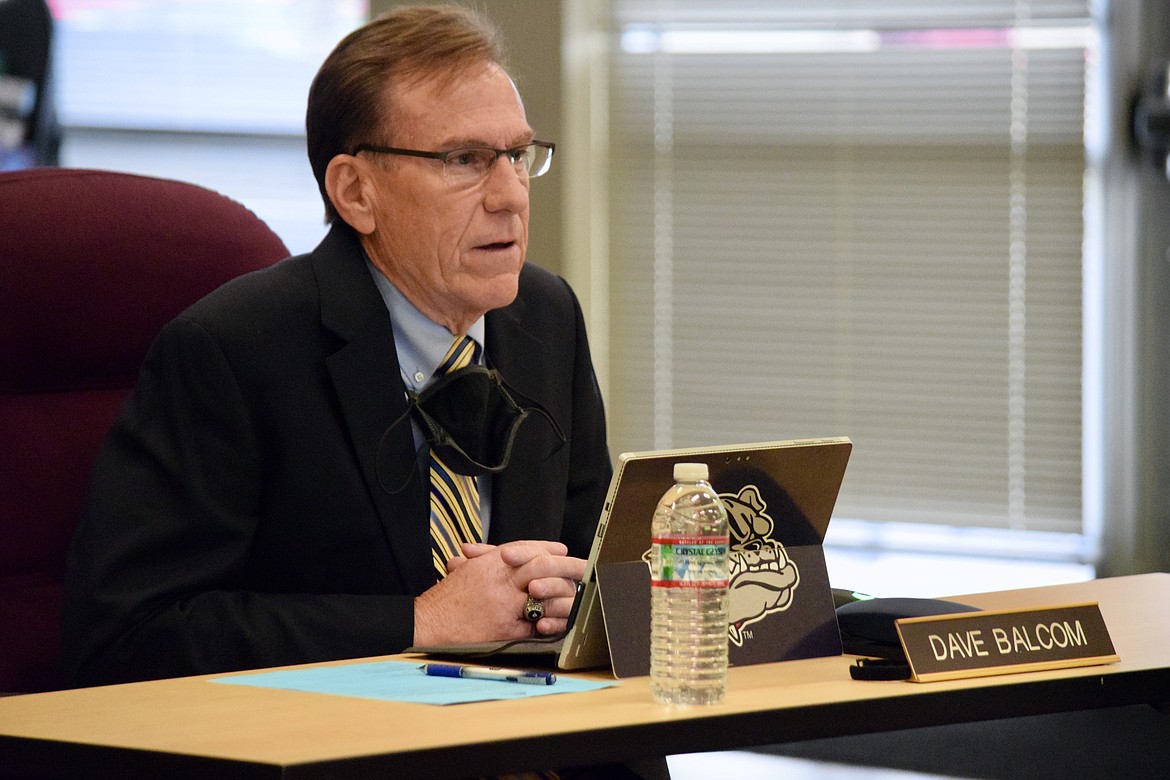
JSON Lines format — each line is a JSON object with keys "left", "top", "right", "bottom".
{"left": 673, "top": 462, "right": 708, "bottom": 481}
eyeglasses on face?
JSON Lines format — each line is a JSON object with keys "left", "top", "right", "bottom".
{"left": 352, "top": 141, "right": 555, "bottom": 184}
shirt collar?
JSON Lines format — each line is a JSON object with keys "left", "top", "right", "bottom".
{"left": 364, "top": 258, "right": 485, "bottom": 393}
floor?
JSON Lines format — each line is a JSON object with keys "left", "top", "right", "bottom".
{"left": 668, "top": 752, "right": 961, "bottom": 780}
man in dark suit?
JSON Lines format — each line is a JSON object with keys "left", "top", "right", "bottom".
{"left": 61, "top": 4, "right": 610, "bottom": 688}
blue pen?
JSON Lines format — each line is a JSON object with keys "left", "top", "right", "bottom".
{"left": 419, "top": 663, "right": 557, "bottom": 686}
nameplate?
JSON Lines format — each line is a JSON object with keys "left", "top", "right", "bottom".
{"left": 895, "top": 602, "right": 1119, "bottom": 683}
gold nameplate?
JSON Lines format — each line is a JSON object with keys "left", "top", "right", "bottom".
{"left": 895, "top": 602, "right": 1119, "bottom": 683}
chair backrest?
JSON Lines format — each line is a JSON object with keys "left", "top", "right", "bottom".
{"left": 0, "top": 168, "right": 290, "bottom": 693}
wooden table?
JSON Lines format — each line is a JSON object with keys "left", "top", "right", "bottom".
{"left": 2, "top": 574, "right": 1168, "bottom": 779}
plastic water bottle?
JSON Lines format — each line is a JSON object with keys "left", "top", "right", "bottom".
{"left": 649, "top": 462, "right": 730, "bottom": 705}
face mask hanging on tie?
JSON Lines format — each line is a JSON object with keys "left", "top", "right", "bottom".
{"left": 377, "top": 365, "right": 566, "bottom": 492}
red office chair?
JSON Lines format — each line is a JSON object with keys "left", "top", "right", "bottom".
{"left": 0, "top": 168, "right": 289, "bottom": 693}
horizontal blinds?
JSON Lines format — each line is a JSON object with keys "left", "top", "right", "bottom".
{"left": 608, "top": 1, "right": 1089, "bottom": 533}
{"left": 615, "top": 0, "right": 1092, "bottom": 28}
{"left": 613, "top": 49, "right": 1086, "bottom": 144}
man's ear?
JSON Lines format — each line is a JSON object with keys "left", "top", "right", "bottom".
{"left": 325, "top": 154, "right": 377, "bottom": 235}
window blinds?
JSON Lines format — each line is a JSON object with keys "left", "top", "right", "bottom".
{"left": 608, "top": 0, "right": 1092, "bottom": 534}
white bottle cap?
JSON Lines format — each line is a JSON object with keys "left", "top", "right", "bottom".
{"left": 673, "top": 462, "right": 708, "bottom": 481}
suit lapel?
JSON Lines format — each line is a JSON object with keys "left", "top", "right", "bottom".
{"left": 485, "top": 288, "right": 560, "bottom": 543}
{"left": 313, "top": 226, "right": 434, "bottom": 595}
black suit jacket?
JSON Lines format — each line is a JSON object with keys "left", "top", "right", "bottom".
{"left": 62, "top": 225, "right": 611, "bottom": 687}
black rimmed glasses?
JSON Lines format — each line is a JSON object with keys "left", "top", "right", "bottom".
{"left": 353, "top": 141, "right": 555, "bottom": 186}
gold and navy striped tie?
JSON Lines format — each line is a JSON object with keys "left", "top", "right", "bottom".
{"left": 429, "top": 335, "right": 483, "bottom": 577}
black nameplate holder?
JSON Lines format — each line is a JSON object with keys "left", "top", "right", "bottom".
{"left": 895, "top": 602, "right": 1119, "bottom": 683}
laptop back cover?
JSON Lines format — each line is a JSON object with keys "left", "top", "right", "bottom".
{"left": 583, "top": 437, "right": 852, "bottom": 676}
{"left": 586, "top": 437, "right": 850, "bottom": 573}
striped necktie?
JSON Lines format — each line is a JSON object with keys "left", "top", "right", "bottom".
{"left": 429, "top": 335, "right": 483, "bottom": 577}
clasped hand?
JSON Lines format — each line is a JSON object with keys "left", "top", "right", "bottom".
{"left": 412, "top": 540, "right": 586, "bottom": 647}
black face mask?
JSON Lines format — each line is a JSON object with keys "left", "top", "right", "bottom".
{"left": 377, "top": 365, "right": 565, "bottom": 494}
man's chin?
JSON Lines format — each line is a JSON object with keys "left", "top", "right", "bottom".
{"left": 472, "top": 273, "right": 521, "bottom": 312}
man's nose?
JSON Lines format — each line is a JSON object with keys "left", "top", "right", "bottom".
{"left": 482, "top": 157, "right": 529, "bottom": 212}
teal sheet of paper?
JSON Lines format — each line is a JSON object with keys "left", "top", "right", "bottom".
{"left": 210, "top": 660, "right": 617, "bottom": 705}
